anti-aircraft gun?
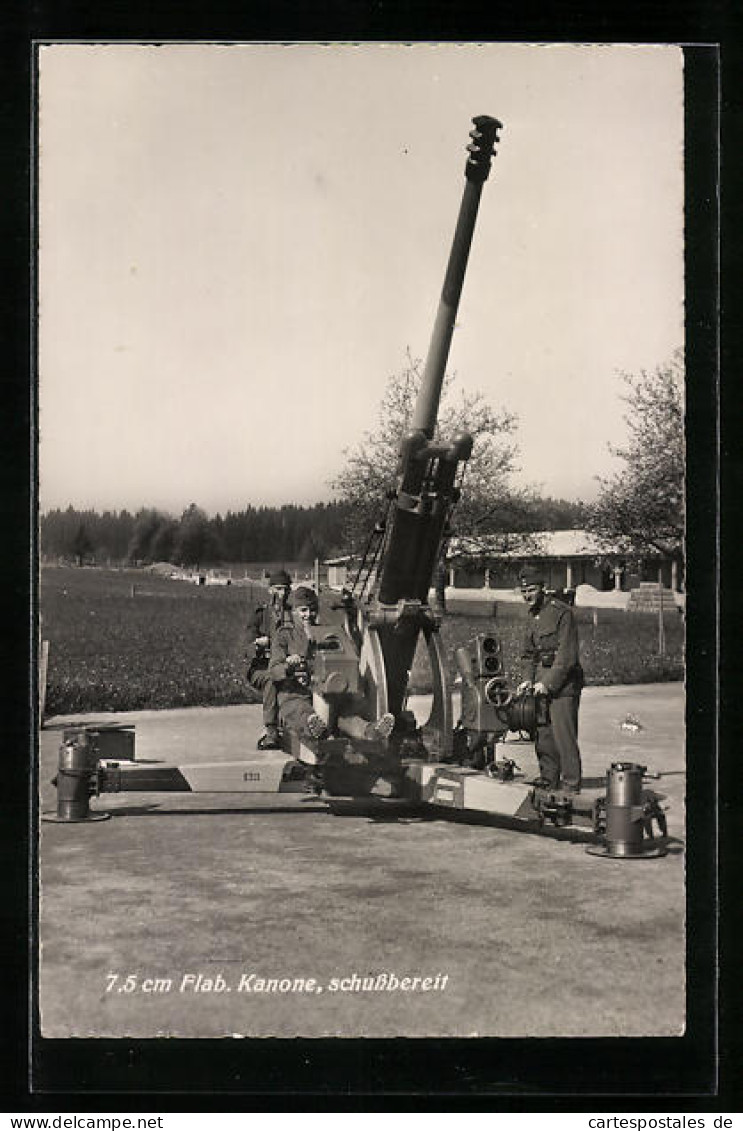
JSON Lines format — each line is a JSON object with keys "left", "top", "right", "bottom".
{"left": 345, "top": 114, "right": 503, "bottom": 760}
{"left": 269, "top": 115, "right": 502, "bottom": 794}
{"left": 47, "top": 116, "right": 669, "bottom": 858}
{"left": 276, "top": 114, "right": 668, "bottom": 856}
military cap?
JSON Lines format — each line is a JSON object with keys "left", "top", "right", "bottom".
{"left": 519, "top": 564, "right": 545, "bottom": 586}
{"left": 292, "top": 585, "right": 319, "bottom": 608}
{"left": 269, "top": 568, "right": 292, "bottom": 587}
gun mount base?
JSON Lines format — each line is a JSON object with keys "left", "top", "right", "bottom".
{"left": 281, "top": 729, "right": 405, "bottom": 798}
{"left": 397, "top": 761, "right": 668, "bottom": 853}
{"left": 42, "top": 809, "right": 111, "bottom": 823}
{"left": 47, "top": 728, "right": 670, "bottom": 857}
{"left": 585, "top": 842, "right": 668, "bottom": 860}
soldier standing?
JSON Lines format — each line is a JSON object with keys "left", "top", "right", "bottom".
{"left": 517, "top": 564, "right": 584, "bottom": 793}
{"left": 246, "top": 568, "right": 292, "bottom": 749}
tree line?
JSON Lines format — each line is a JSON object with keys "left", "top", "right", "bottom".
{"left": 40, "top": 492, "right": 586, "bottom": 570}
{"left": 40, "top": 502, "right": 353, "bottom": 568}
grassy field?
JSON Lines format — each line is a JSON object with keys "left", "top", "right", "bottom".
{"left": 40, "top": 566, "right": 684, "bottom": 715}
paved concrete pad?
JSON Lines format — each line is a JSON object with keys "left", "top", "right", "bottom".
{"left": 38, "top": 684, "right": 685, "bottom": 1038}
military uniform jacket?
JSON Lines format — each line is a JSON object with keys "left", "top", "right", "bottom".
{"left": 269, "top": 617, "right": 314, "bottom": 696}
{"left": 521, "top": 597, "right": 584, "bottom": 698}
{"left": 246, "top": 599, "right": 290, "bottom": 665}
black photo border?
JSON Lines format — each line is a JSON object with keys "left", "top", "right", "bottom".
{"left": 2, "top": 2, "right": 732, "bottom": 1111}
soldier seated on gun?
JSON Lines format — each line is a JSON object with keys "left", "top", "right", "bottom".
{"left": 269, "top": 586, "right": 395, "bottom": 743}
{"left": 246, "top": 568, "right": 292, "bottom": 750}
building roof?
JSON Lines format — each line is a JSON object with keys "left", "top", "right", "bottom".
{"left": 447, "top": 529, "right": 642, "bottom": 561}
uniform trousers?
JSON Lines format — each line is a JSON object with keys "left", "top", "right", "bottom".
{"left": 535, "top": 693, "right": 582, "bottom": 788}
{"left": 277, "top": 691, "right": 315, "bottom": 737}
{"left": 277, "top": 690, "right": 376, "bottom": 742}
{"left": 247, "top": 662, "right": 279, "bottom": 728}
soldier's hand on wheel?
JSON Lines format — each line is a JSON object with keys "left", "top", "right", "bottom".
{"left": 533, "top": 681, "right": 549, "bottom": 696}
{"left": 287, "top": 654, "right": 303, "bottom": 666}
{"left": 516, "top": 681, "right": 532, "bottom": 695}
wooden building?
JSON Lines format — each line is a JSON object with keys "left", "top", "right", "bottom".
{"left": 446, "top": 530, "right": 682, "bottom": 593}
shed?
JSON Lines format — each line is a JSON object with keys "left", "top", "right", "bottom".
{"left": 324, "top": 556, "right": 353, "bottom": 591}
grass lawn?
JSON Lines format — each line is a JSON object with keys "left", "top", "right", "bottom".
{"left": 40, "top": 566, "right": 684, "bottom": 715}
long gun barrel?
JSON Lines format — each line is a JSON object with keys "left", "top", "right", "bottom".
{"left": 411, "top": 115, "right": 503, "bottom": 438}
{"left": 377, "top": 116, "right": 502, "bottom": 608}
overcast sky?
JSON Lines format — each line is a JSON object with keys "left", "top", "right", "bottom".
{"left": 38, "top": 42, "right": 684, "bottom": 516}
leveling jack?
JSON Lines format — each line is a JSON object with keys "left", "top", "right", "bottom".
{"left": 586, "top": 762, "right": 668, "bottom": 859}
{"left": 43, "top": 728, "right": 111, "bottom": 823}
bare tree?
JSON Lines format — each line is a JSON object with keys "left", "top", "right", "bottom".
{"left": 329, "top": 353, "right": 521, "bottom": 554}
{"left": 586, "top": 352, "right": 684, "bottom": 565}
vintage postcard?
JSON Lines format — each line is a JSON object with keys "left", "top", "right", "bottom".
{"left": 36, "top": 42, "right": 693, "bottom": 1051}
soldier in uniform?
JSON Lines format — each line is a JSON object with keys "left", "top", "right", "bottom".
{"left": 269, "top": 586, "right": 395, "bottom": 743}
{"left": 517, "top": 564, "right": 584, "bottom": 793}
{"left": 246, "top": 568, "right": 292, "bottom": 750}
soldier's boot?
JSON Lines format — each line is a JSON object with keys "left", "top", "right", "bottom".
{"left": 306, "top": 713, "right": 330, "bottom": 740}
{"left": 257, "top": 726, "right": 281, "bottom": 750}
{"left": 363, "top": 713, "right": 395, "bottom": 742}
